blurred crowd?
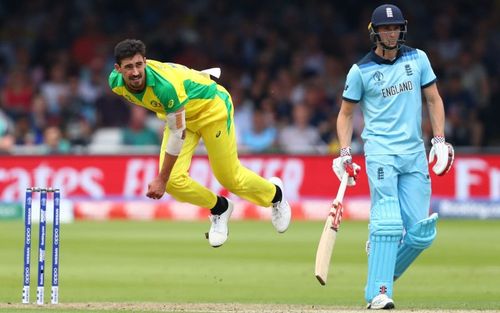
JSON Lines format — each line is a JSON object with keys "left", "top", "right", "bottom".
{"left": 0, "top": 0, "right": 499, "bottom": 155}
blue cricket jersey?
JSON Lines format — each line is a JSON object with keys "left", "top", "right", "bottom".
{"left": 342, "top": 45, "right": 436, "bottom": 156}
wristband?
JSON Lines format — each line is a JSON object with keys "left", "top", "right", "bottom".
{"left": 340, "top": 146, "right": 351, "bottom": 157}
{"left": 431, "top": 136, "right": 445, "bottom": 144}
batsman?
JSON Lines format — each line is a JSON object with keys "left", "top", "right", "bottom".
{"left": 333, "top": 4, "right": 454, "bottom": 310}
{"left": 109, "top": 39, "right": 291, "bottom": 248}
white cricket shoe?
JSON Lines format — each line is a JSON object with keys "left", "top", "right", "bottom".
{"left": 208, "top": 199, "right": 234, "bottom": 248}
{"left": 367, "top": 294, "right": 395, "bottom": 310}
{"left": 269, "top": 177, "right": 291, "bottom": 233}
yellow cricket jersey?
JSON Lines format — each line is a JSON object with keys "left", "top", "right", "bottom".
{"left": 108, "top": 60, "right": 232, "bottom": 132}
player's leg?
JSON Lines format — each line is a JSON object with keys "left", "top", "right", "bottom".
{"left": 365, "top": 155, "right": 403, "bottom": 309}
{"left": 394, "top": 151, "right": 436, "bottom": 280}
{"left": 201, "top": 88, "right": 291, "bottom": 232}
{"left": 160, "top": 126, "right": 231, "bottom": 247}
{"left": 160, "top": 127, "right": 216, "bottom": 207}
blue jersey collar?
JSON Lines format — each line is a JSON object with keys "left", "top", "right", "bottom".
{"left": 370, "top": 47, "right": 403, "bottom": 65}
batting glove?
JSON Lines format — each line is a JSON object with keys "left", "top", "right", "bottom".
{"left": 332, "top": 147, "right": 361, "bottom": 186}
{"left": 428, "top": 136, "right": 454, "bottom": 176}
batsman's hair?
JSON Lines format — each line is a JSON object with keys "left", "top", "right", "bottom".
{"left": 114, "top": 39, "right": 146, "bottom": 65}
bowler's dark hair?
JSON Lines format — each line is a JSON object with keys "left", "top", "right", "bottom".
{"left": 114, "top": 39, "right": 146, "bottom": 65}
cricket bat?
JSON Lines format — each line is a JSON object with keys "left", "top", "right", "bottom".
{"left": 314, "top": 172, "right": 349, "bottom": 285}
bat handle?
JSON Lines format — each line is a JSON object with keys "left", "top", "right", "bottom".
{"left": 336, "top": 172, "right": 349, "bottom": 202}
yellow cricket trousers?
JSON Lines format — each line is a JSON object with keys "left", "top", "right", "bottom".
{"left": 159, "top": 87, "right": 276, "bottom": 209}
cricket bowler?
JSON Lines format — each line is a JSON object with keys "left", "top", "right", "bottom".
{"left": 109, "top": 39, "right": 291, "bottom": 248}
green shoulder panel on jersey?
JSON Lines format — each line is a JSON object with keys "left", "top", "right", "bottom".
{"left": 183, "top": 79, "right": 217, "bottom": 100}
{"left": 147, "top": 66, "right": 182, "bottom": 113}
{"left": 108, "top": 70, "right": 124, "bottom": 91}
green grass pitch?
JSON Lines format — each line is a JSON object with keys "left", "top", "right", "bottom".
{"left": 0, "top": 219, "right": 499, "bottom": 312}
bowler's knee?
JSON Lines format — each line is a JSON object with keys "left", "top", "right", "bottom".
{"left": 166, "top": 175, "right": 189, "bottom": 195}
{"left": 214, "top": 174, "right": 241, "bottom": 192}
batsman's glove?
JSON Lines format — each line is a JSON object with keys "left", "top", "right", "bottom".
{"left": 429, "top": 136, "right": 454, "bottom": 176}
{"left": 332, "top": 147, "right": 361, "bottom": 186}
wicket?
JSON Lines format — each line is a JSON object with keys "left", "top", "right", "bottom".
{"left": 22, "top": 187, "right": 60, "bottom": 305}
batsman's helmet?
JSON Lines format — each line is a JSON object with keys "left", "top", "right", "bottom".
{"left": 368, "top": 4, "right": 407, "bottom": 49}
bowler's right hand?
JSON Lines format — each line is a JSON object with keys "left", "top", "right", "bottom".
{"left": 332, "top": 147, "right": 361, "bottom": 186}
{"left": 146, "top": 177, "right": 167, "bottom": 200}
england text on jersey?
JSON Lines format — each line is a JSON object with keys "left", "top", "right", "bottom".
{"left": 381, "top": 81, "right": 413, "bottom": 98}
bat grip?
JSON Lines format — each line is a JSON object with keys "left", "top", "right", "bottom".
{"left": 336, "top": 172, "right": 349, "bottom": 203}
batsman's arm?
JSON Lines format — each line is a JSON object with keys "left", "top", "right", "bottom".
{"left": 332, "top": 100, "right": 361, "bottom": 185}
{"left": 423, "top": 83, "right": 445, "bottom": 137}
{"left": 424, "top": 83, "right": 455, "bottom": 175}
{"left": 337, "top": 100, "right": 357, "bottom": 148}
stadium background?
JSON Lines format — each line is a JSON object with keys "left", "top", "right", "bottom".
{"left": 0, "top": 0, "right": 499, "bottom": 218}
{"left": 0, "top": 1, "right": 500, "bottom": 311}
{"left": 0, "top": 0, "right": 499, "bottom": 155}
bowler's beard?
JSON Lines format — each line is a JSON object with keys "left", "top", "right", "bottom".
{"left": 127, "top": 75, "right": 144, "bottom": 92}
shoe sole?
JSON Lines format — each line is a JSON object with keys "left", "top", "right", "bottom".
{"left": 204, "top": 231, "right": 228, "bottom": 248}
{"left": 367, "top": 302, "right": 395, "bottom": 310}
